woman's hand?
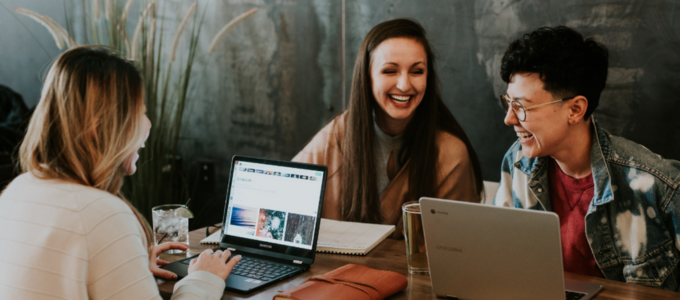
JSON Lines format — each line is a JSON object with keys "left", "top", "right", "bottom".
{"left": 188, "top": 248, "right": 242, "bottom": 281}
{"left": 149, "top": 242, "right": 189, "bottom": 280}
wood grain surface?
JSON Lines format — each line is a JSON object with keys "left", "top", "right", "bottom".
{"left": 157, "top": 226, "right": 680, "bottom": 300}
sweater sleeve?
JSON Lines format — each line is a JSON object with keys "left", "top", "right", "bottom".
{"left": 434, "top": 132, "right": 480, "bottom": 203}
{"left": 82, "top": 195, "right": 225, "bottom": 300}
{"left": 172, "top": 271, "right": 226, "bottom": 299}
{"left": 292, "top": 120, "right": 334, "bottom": 165}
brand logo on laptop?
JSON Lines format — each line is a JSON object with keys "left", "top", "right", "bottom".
{"left": 259, "top": 243, "right": 272, "bottom": 249}
{"left": 430, "top": 209, "right": 448, "bottom": 215}
{"left": 436, "top": 245, "right": 462, "bottom": 253}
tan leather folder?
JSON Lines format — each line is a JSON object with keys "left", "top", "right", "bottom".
{"left": 273, "top": 264, "right": 408, "bottom": 300}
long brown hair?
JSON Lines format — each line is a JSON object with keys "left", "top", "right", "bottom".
{"left": 341, "top": 18, "right": 483, "bottom": 223}
{"left": 19, "top": 45, "right": 154, "bottom": 251}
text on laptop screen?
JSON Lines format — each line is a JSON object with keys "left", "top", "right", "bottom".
{"left": 223, "top": 160, "right": 323, "bottom": 250}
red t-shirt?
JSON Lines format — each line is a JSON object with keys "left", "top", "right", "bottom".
{"left": 548, "top": 159, "right": 604, "bottom": 278}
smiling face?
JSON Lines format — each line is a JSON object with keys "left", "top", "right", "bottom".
{"left": 504, "top": 72, "right": 571, "bottom": 158}
{"left": 370, "top": 37, "right": 427, "bottom": 130}
{"left": 123, "top": 104, "right": 151, "bottom": 175}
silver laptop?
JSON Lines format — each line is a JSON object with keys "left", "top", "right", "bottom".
{"left": 420, "top": 198, "right": 603, "bottom": 300}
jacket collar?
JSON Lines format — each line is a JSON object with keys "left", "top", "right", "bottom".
{"left": 589, "top": 118, "right": 614, "bottom": 205}
{"left": 513, "top": 117, "right": 614, "bottom": 206}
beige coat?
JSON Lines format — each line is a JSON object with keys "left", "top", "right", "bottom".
{"left": 293, "top": 113, "right": 480, "bottom": 238}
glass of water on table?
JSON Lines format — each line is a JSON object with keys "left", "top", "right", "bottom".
{"left": 402, "top": 201, "right": 429, "bottom": 274}
{"left": 152, "top": 204, "right": 194, "bottom": 254}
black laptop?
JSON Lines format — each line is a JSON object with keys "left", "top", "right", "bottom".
{"left": 162, "top": 155, "right": 327, "bottom": 293}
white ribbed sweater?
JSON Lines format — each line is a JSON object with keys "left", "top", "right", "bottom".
{"left": 0, "top": 173, "right": 225, "bottom": 299}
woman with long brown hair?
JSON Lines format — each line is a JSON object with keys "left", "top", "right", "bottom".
{"left": 294, "top": 19, "right": 483, "bottom": 236}
{"left": 0, "top": 46, "right": 239, "bottom": 299}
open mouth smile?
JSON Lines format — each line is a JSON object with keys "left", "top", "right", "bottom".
{"left": 517, "top": 131, "right": 534, "bottom": 143}
{"left": 389, "top": 94, "right": 413, "bottom": 107}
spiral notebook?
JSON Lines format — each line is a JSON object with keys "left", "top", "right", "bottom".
{"left": 201, "top": 218, "right": 395, "bottom": 255}
{"left": 200, "top": 230, "right": 222, "bottom": 244}
{"left": 315, "top": 218, "right": 394, "bottom": 255}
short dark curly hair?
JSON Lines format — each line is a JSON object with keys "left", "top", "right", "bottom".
{"left": 500, "top": 26, "right": 609, "bottom": 119}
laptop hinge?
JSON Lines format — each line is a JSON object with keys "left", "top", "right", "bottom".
{"left": 293, "top": 260, "right": 303, "bottom": 264}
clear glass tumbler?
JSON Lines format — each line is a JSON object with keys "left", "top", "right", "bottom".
{"left": 152, "top": 204, "right": 190, "bottom": 254}
{"left": 402, "top": 201, "right": 429, "bottom": 274}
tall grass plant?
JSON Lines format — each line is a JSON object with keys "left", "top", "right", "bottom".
{"left": 13, "top": 0, "right": 257, "bottom": 219}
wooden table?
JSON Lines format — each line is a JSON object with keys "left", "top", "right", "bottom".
{"left": 158, "top": 227, "right": 680, "bottom": 299}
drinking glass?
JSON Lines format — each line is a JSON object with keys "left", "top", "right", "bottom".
{"left": 152, "top": 204, "right": 190, "bottom": 254}
{"left": 402, "top": 201, "right": 429, "bottom": 274}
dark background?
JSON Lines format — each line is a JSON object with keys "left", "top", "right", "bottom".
{"left": 2, "top": 0, "right": 679, "bottom": 229}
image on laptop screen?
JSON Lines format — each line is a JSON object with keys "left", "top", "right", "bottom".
{"left": 222, "top": 159, "right": 324, "bottom": 250}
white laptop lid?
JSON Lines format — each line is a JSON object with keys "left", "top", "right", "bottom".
{"left": 420, "top": 198, "right": 565, "bottom": 300}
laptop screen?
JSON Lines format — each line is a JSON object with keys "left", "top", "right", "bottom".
{"left": 220, "top": 156, "right": 326, "bottom": 260}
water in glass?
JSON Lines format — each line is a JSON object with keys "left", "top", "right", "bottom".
{"left": 152, "top": 205, "right": 189, "bottom": 254}
{"left": 402, "top": 201, "right": 429, "bottom": 274}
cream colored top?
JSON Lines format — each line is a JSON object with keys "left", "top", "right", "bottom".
{"left": 372, "top": 119, "right": 404, "bottom": 197}
{"left": 0, "top": 173, "right": 225, "bottom": 300}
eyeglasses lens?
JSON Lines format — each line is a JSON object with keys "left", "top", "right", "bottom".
{"left": 511, "top": 101, "right": 525, "bottom": 121}
{"left": 500, "top": 96, "right": 509, "bottom": 112}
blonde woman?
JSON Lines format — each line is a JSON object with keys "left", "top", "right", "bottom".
{"left": 0, "top": 46, "right": 240, "bottom": 299}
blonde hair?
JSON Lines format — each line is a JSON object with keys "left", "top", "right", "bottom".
{"left": 20, "top": 45, "right": 154, "bottom": 251}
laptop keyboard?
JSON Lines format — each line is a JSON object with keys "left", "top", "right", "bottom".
{"left": 176, "top": 255, "right": 303, "bottom": 282}
{"left": 229, "top": 256, "right": 302, "bottom": 281}
{"left": 566, "top": 290, "right": 587, "bottom": 300}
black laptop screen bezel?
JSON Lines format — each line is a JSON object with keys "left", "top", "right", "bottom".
{"left": 219, "top": 155, "right": 327, "bottom": 263}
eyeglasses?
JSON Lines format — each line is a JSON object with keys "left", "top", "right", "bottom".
{"left": 499, "top": 95, "right": 575, "bottom": 122}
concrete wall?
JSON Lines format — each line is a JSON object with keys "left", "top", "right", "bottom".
{"left": 2, "top": 0, "right": 679, "bottom": 224}
{"left": 182, "top": 0, "right": 341, "bottom": 180}
{"left": 0, "top": 0, "right": 67, "bottom": 108}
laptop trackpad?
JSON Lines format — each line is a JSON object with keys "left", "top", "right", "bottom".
{"left": 226, "top": 274, "right": 267, "bottom": 288}
{"left": 161, "top": 259, "right": 191, "bottom": 278}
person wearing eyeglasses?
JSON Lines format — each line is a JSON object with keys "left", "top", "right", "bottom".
{"left": 492, "top": 26, "right": 680, "bottom": 291}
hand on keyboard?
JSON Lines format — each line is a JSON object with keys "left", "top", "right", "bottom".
{"left": 188, "top": 248, "right": 242, "bottom": 280}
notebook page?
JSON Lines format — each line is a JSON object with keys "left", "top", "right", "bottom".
{"left": 317, "top": 218, "right": 394, "bottom": 250}
{"left": 200, "top": 230, "right": 221, "bottom": 244}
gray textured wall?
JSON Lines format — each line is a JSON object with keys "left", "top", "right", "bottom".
{"left": 179, "top": 0, "right": 342, "bottom": 225}
{"left": 0, "top": 0, "right": 67, "bottom": 108}
{"left": 2, "top": 1, "right": 679, "bottom": 223}
{"left": 182, "top": 0, "right": 341, "bottom": 182}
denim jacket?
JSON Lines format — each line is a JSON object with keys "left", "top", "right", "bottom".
{"left": 493, "top": 119, "right": 680, "bottom": 291}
